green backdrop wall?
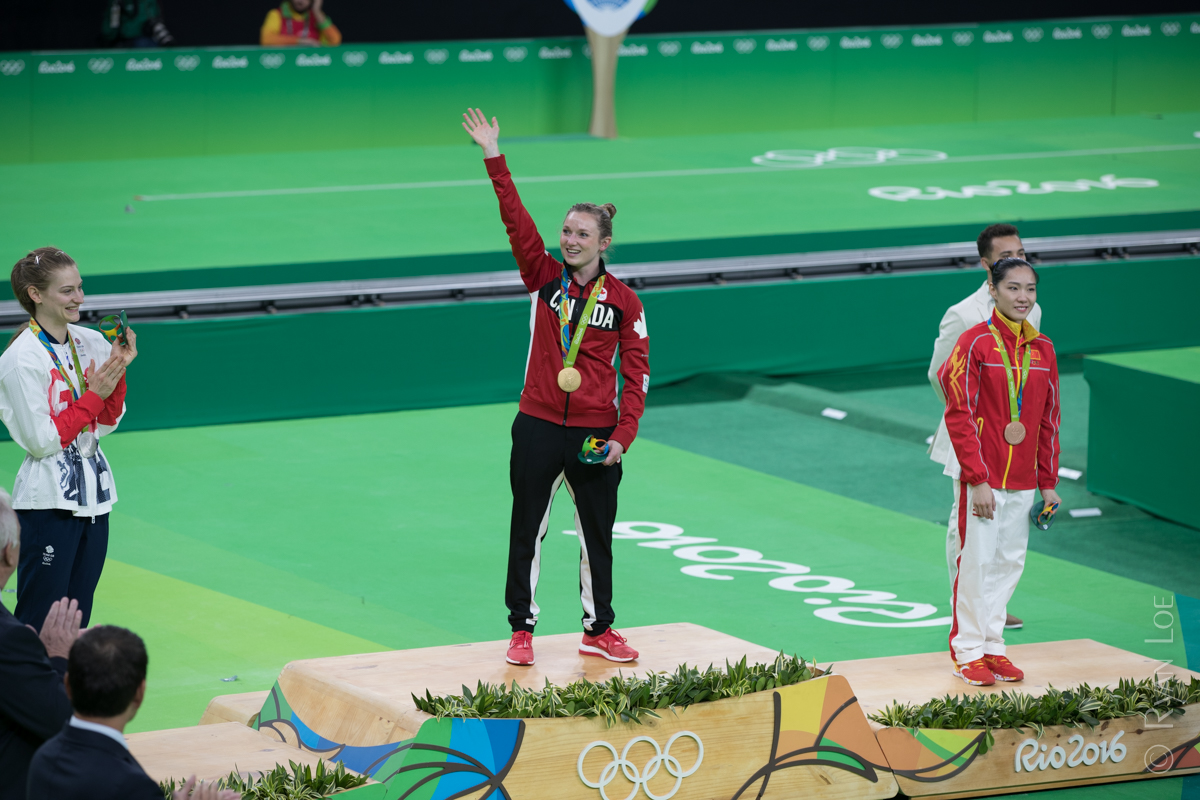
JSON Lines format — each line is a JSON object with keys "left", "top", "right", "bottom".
{"left": 0, "top": 255, "right": 1195, "bottom": 440}
{"left": 1, "top": 14, "right": 1197, "bottom": 164}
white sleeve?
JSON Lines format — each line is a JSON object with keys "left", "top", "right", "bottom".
{"left": 0, "top": 359, "right": 64, "bottom": 460}
{"left": 1029, "top": 302, "right": 1043, "bottom": 331}
{"left": 928, "top": 307, "right": 966, "bottom": 402}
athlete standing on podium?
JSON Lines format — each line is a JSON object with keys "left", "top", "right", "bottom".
{"left": 938, "top": 257, "right": 1061, "bottom": 687}
{"left": 928, "top": 224, "right": 1040, "bottom": 632}
{"left": 462, "top": 108, "right": 649, "bottom": 666}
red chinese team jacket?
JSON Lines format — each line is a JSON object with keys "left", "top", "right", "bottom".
{"left": 485, "top": 155, "right": 650, "bottom": 450}
{"left": 938, "top": 311, "right": 1061, "bottom": 491}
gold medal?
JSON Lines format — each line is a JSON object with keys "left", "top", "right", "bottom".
{"left": 557, "top": 367, "right": 582, "bottom": 393}
{"left": 1004, "top": 421, "right": 1026, "bottom": 445}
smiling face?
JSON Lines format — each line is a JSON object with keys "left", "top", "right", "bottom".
{"left": 28, "top": 265, "right": 84, "bottom": 328}
{"left": 989, "top": 265, "right": 1037, "bottom": 322}
{"left": 560, "top": 211, "right": 610, "bottom": 269}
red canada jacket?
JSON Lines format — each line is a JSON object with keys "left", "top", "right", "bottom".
{"left": 486, "top": 155, "right": 650, "bottom": 450}
{"left": 938, "top": 311, "right": 1060, "bottom": 491}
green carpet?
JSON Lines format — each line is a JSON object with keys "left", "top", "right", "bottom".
{"left": 1, "top": 112, "right": 1198, "bottom": 291}
{"left": 0, "top": 400, "right": 1189, "bottom": 741}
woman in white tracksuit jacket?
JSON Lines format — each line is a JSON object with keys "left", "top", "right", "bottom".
{"left": 0, "top": 248, "right": 136, "bottom": 629}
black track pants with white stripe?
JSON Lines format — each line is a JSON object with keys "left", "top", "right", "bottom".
{"left": 506, "top": 411, "right": 622, "bottom": 635}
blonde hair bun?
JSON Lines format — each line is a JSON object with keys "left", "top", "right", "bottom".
{"left": 601, "top": 203, "right": 617, "bottom": 219}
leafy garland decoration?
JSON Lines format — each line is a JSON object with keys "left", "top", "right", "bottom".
{"left": 870, "top": 676, "right": 1200, "bottom": 754}
{"left": 159, "top": 759, "right": 368, "bottom": 799}
{"left": 412, "top": 653, "right": 823, "bottom": 726}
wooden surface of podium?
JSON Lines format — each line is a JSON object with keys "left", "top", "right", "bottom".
{"left": 838, "top": 639, "right": 1196, "bottom": 719}
{"left": 127, "top": 722, "right": 336, "bottom": 783}
{"left": 268, "top": 622, "right": 781, "bottom": 746}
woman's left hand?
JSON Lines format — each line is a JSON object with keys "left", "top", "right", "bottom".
{"left": 603, "top": 440, "right": 624, "bottom": 466}
{"left": 113, "top": 326, "right": 137, "bottom": 367}
{"left": 1041, "top": 488, "right": 1062, "bottom": 510}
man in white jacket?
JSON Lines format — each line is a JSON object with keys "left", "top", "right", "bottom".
{"left": 928, "top": 224, "right": 1041, "bottom": 630}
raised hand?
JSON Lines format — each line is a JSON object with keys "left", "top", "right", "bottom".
{"left": 462, "top": 108, "right": 500, "bottom": 159}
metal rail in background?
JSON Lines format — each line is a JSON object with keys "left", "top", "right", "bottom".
{"left": 2, "top": 229, "right": 1196, "bottom": 326}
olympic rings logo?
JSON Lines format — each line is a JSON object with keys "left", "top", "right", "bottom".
{"left": 752, "top": 147, "right": 948, "bottom": 169}
{"left": 0, "top": 59, "right": 25, "bottom": 77}
{"left": 578, "top": 732, "right": 703, "bottom": 800}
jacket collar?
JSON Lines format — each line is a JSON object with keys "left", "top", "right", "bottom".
{"left": 61, "top": 722, "right": 134, "bottom": 758}
{"left": 990, "top": 309, "right": 1038, "bottom": 346}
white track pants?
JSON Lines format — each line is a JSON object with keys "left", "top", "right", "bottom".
{"left": 948, "top": 480, "right": 1034, "bottom": 663}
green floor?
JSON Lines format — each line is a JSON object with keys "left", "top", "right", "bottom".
{"left": 1, "top": 380, "right": 1198, "bottom": 797}
{"left": 1, "top": 112, "right": 1198, "bottom": 290}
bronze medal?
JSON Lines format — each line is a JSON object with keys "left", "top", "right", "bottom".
{"left": 1004, "top": 421, "right": 1026, "bottom": 445}
{"left": 557, "top": 367, "right": 582, "bottom": 393}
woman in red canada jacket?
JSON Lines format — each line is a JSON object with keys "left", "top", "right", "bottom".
{"left": 463, "top": 108, "right": 649, "bottom": 667}
{"left": 937, "top": 257, "right": 1061, "bottom": 688}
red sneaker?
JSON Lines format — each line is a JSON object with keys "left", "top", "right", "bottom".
{"left": 984, "top": 655, "right": 1024, "bottom": 682}
{"left": 506, "top": 631, "right": 534, "bottom": 666}
{"left": 580, "top": 629, "right": 639, "bottom": 662}
{"left": 953, "top": 658, "right": 996, "bottom": 686}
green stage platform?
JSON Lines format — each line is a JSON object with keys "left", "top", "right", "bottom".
{"left": 1085, "top": 348, "right": 1200, "bottom": 530}
{"left": 1, "top": 113, "right": 1198, "bottom": 292}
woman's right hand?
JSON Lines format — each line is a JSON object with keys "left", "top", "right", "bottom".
{"left": 971, "top": 482, "right": 996, "bottom": 520}
{"left": 86, "top": 354, "right": 125, "bottom": 400}
{"left": 462, "top": 108, "right": 500, "bottom": 159}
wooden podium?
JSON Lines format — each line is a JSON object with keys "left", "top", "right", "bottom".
{"left": 133, "top": 628, "right": 1200, "bottom": 799}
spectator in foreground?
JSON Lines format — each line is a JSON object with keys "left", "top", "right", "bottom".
{"left": 0, "top": 490, "right": 77, "bottom": 800}
{"left": 102, "top": 0, "right": 175, "bottom": 48}
{"left": 26, "top": 626, "right": 238, "bottom": 800}
{"left": 261, "top": 0, "right": 342, "bottom": 47}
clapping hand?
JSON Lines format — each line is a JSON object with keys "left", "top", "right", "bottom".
{"left": 462, "top": 108, "right": 500, "bottom": 159}
{"left": 115, "top": 325, "right": 137, "bottom": 367}
{"left": 85, "top": 353, "right": 125, "bottom": 400}
{"left": 38, "top": 597, "right": 82, "bottom": 660}
{"left": 172, "top": 776, "right": 240, "bottom": 800}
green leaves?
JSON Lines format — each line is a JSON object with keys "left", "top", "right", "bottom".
{"left": 869, "top": 675, "right": 1200, "bottom": 746}
{"left": 411, "top": 653, "right": 822, "bottom": 726}
{"left": 159, "top": 759, "right": 368, "bottom": 799}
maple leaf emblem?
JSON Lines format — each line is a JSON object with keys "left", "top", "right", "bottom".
{"left": 633, "top": 310, "right": 648, "bottom": 339}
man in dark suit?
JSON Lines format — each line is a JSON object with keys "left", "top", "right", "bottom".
{"left": 0, "top": 493, "right": 79, "bottom": 800}
{"left": 26, "top": 625, "right": 238, "bottom": 800}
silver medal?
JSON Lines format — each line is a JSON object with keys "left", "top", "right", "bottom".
{"left": 76, "top": 431, "right": 98, "bottom": 459}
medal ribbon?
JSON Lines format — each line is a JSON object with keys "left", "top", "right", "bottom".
{"left": 559, "top": 268, "right": 607, "bottom": 369}
{"left": 987, "top": 319, "right": 1031, "bottom": 424}
{"left": 28, "top": 318, "right": 87, "bottom": 400}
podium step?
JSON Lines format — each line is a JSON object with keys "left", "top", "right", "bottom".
{"left": 199, "top": 690, "right": 270, "bottom": 726}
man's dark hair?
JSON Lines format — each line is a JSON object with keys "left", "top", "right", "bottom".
{"left": 977, "top": 223, "right": 1021, "bottom": 260}
{"left": 67, "top": 626, "right": 148, "bottom": 717}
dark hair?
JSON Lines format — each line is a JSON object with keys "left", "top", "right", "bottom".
{"left": 990, "top": 256, "right": 1038, "bottom": 287}
{"left": 67, "top": 626, "right": 148, "bottom": 717}
{"left": 977, "top": 223, "right": 1020, "bottom": 260}
{"left": 566, "top": 203, "right": 616, "bottom": 243}
{"left": 7, "top": 248, "right": 78, "bottom": 350}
